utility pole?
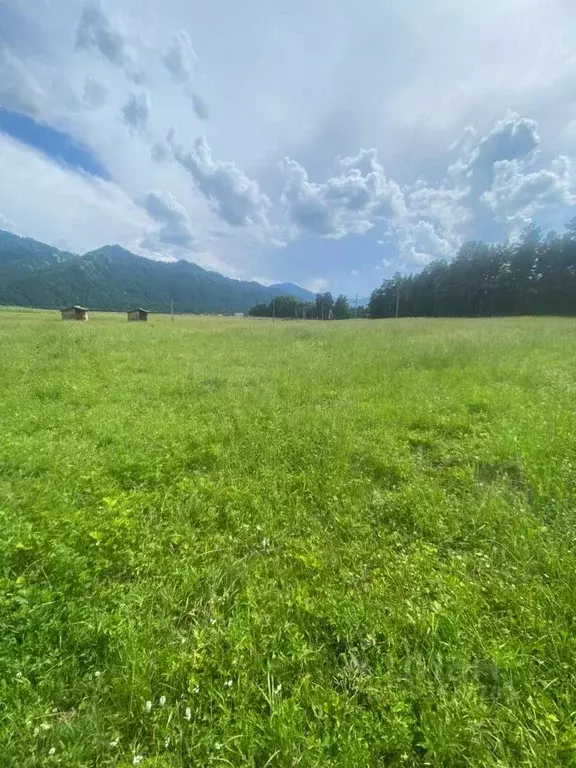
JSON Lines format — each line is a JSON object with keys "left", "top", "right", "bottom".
{"left": 171, "top": 299, "right": 175, "bottom": 322}
{"left": 395, "top": 285, "right": 400, "bottom": 319}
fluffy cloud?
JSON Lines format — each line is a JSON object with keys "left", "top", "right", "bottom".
{"left": 451, "top": 111, "right": 541, "bottom": 194}
{"left": 396, "top": 221, "right": 455, "bottom": 266}
{"left": 75, "top": 0, "right": 143, "bottom": 82}
{"left": 170, "top": 135, "right": 271, "bottom": 227}
{"left": 122, "top": 91, "right": 151, "bottom": 133}
{"left": 306, "top": 278, "right": 329, "bottom": 292}
{"left": 276, "top": 111, "right": 576, "bottom": 267}
{"left": 281, "top": 149, "right": 406, "bottom": 238}
{"left": 163, "top": 29, "right": 208, "bottom": 120}
{"left": 164, "top": 30, "right": 197, "bottom": 84}
{"left": 0, "top": 42, "right": 45, "bottom": 117}
{"left": 191, "top": 92, "right": 209, "bottom": 121}
{"left": 391, "top": 112, "right": 576, "bottom": 265}
{"left": 0, "top": 133, "right": 153, "bottom": 255}
{"left": 142, "top": 189, "right": 195, "bottom": 249}
{"left": 81, "top": 76, "right": 107, "bottom": 110}
{"left": 483, "top": 156, "right": 576, "bottom": 226}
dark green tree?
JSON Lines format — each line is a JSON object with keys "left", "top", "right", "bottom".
{"left": 368, "top": 223, "right": 576, "bottom": 319}
{"left": 248, "top": 303, "right": 270, "bottom": 317}
{"left": 269, "top": 295, "right": 298, "bottom": 318}
{"left": 333, "top": 294, "right": 351, "bottom": 319}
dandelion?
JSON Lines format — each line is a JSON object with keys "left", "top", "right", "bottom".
{"left": 48, "top": 747, "right": 56, "bottom": 756}
{"left": 133, "top": 756, "right": 143, "bottom": 765}
{"left": 159, "top": 695, "right": 166, "bottom": 707}
{"left": 225, "top": 679, "right": 233, "bottom": 688}
{"left": 184, "top": 707, "right": 191, "bottom": 721}
{"left": 145, "top": 700, "right": 152, "bottom": 713}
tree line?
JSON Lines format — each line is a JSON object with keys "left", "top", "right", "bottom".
{"left": 369, "top": 220, "right": 576, "bottom": 318}
{"left": 249, "top": 292, "right": 368, "bottom": 319}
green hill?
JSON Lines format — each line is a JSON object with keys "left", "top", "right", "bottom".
{"left": 0, "top": 230, "right": 314, "bottom": 313}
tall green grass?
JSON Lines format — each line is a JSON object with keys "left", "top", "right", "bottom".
{"left": 1, "top": 311, "right": 576, "bottom": 766}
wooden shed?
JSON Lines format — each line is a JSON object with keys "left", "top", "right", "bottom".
{"left": 61, "top": 306, "right": 88, "bottom": 321}
{"left": 127, "top": 308, "right": 149, "bottom": 322}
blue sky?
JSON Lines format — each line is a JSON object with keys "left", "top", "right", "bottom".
{"left": 1, "top": 0, "right": 576, "bottom": 296}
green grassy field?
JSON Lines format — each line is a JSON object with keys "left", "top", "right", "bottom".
{"left": 2, "top": 310, "right": 576, "bottom": 767}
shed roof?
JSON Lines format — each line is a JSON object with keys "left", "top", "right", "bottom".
{"left": 62, "top": 306, "right": 88, "bottom": 311}
{"left": 127, "top": 308, "right": 149, "bottom": 313}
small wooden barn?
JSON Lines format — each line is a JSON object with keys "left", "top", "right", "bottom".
{"left": 61, "top": 306, "right": 88, "bottom": 321}
{"left": 127, "top": 308, "right": 149, "bottom": 322}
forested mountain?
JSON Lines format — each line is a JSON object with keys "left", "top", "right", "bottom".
{"left": 0, "top": 231, "right": 314, "bottom": 313}
{"left": 369, "top": 222, "right": 576, "bottom": 318}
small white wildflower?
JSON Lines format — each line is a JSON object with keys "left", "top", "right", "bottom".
{"left": 145, "top": 700, "right": 152, "bottom": 713}
{"left": 48, "top": 747, "right": 56, "bottom": 755}
{"left": 94, "top": 671, "right": 101, "bottom": 678}
{"left": 33, "top": 727, "right": 40, "bottom": 737}
{"left": 184, "top": 707, "right": 192, "bottom": 721}
{"left": 274, "top": 683, "right": 282, "bottom": 695}
{"left": 110, "top": 739, "right": 119, "bottom": 747}
{"left": 209, "top": 618, "right": 216, "bottom": 625}
{"left": 40, "top": 723, "right": 51, "bottom": 731}
{"left": 215, "top": 742, "right": 222, "bottom": 751}
{"left": 164, "top": 737, "right": 171, "bottom": 748}
{"left": 261, "top": 537, "right": 270, "bottom": 549}
{"left": 193, "top": 685, "right": 199, "bottom": 694}
{"left": 159, "top": 695, "right": 166, "bottom": 707}
{"left": 133, "top": 756, "right": 143, "bottom": 766}
{"left": 224, "top": 679, "right": 233, "bottom": 688}
{"left": 16, "top": 671, "right": 23, "bottom": 679}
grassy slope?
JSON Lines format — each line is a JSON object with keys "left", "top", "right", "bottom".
{"left": 1, "top": 312, "right": 576, "bottom": 767}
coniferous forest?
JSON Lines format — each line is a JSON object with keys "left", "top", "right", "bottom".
{"left": 369, "top": 221, "right": 576, "bottom": 318}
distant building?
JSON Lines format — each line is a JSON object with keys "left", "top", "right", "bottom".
{"left": 234, "top": 313, "right": 244, "bottom": 317}
{"left": 127, "top": 308, "right": 149, "bottom": 322}
{"left": 61, "top": 306, "right": 88, "bottom": 321}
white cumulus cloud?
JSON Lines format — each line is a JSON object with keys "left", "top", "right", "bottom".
{"left": 281, "top": 149, "right": 406, "bottom": 238}
{"left": 122, "top": 91, "right": 151, "bottom": 133}
{"left": 142, "top": 189, "right": 195, "bottom": 249}
{"left": 75, "top": 0, "right": 143, "bottom": 83}
{"left": 164, "top": 30, "right": 197, "bottom": 84}
{"left": 0, "top": 42, "right": 45, "bottom": 117}
{"left": 170, "top": 134, "right": 271, "bottom": 228}
{"left": 0, "top": 134, "right": 154, "bottom": 255}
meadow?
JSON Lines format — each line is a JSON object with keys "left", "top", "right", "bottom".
{"left": 1, "top": 310, "right": 576, "bottom": 767}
